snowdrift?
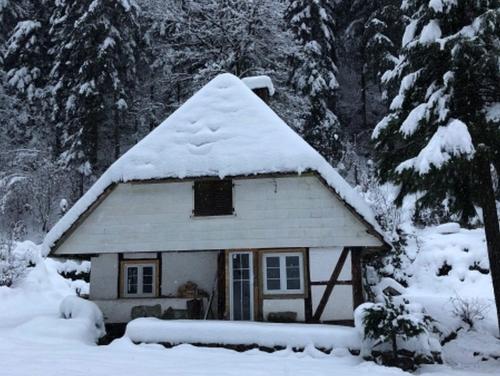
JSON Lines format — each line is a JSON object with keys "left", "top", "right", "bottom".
{"left": 125, "top": 318, "right": 360, "bottom": 350}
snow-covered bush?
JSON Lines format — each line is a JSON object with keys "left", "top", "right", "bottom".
{"left": 355, "top": 298, "right": 441, "bottom": 370}
{"left": 59, "top": 296, "right": 106, "bottom": 342}
{"left": 0, "top": 238, "right": 36, "bottom": 286}
{"left": 451, "top": 296, "right": 491, "bottom": 330}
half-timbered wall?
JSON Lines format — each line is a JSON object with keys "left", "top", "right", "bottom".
{"left": 54, "top": 175, "right": 382, "bottom": 255}
{"left": 309, "top": 247, "right": 354, "bottom": 322}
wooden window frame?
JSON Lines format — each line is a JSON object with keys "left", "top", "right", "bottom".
{"left": 192, "top": 179, "right": 234, "bottom": 217}
{"left": 119, "top": 259, "right": 160, "bottom": 298}
{"left": 262, "top": 252, "right": 305, "bottom": 296}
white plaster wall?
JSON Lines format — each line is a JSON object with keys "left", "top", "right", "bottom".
{"left": 89, "top": 253, "right": 119, "bottom": 300}
{"left": 95, "top": 298, "right": 208, "bottom": 323}
{"left": 161, "top": 251, "right": 218, "bottom": 296}
{"left": 311, "top": 285, "right": 353, "bottom": 321}
{"left": 262, "top": 299, "right": 305, "bottom": 322}
{"left": 309, "top": 248, "right": 353, "bottom": 321}
{"left": 54, "top": 175, "right": 382, "bottom": 255}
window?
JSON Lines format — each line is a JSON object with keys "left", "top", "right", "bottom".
{"left": 193, "top": 179, "right": 233, "bottom": 216}
{"left": 263, "top": 253, "right": 304, "bottom": 294}
{"left": 121, "top": 261, "right": 158, "bottom": 297}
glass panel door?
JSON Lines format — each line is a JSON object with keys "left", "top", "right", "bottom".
{"left": 230, "top": 252, "right": 253, "bottom": 320}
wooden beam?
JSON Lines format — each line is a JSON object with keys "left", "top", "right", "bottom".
{"left": 351, "top": 247, "right": 364, "bottom": 309}
{"left": 304, "top": 248, "right": 313, "bottom": 322}
{"left": 312, "top": 247, "right": 349, "bottom": 322}
{"left": 310, "top": 280, "right": 352, "bottom": 286}
{"left": 217, "top": 251, "right": 226, "bottom": 319}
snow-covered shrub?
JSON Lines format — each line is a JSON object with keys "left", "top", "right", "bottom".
{"left": 59, "top": 296, "right": 106, "bottom": 342}
{"left": 0, "top": 238, "right": 36, "bottom": 286}
{"left": 451, "top": 296, "right": 491, "bottom": 330}
{"left": 355, "top": 298, "right": 441, "bottom": 370}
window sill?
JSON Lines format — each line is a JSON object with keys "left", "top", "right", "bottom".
{"left": 262, "top": 292, "right": 306, "bottom": 300}
{"left": 190, "top": 213, "right": 237, "bottom": 219}
{"left": 118, "top": 295, "right": 160, "bottom": 299}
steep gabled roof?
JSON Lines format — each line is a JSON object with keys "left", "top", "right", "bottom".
{"left": 44, "top": 73, "right": 389, "bottom": 254}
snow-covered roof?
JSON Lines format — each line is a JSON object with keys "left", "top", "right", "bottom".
{"left": 241, "top": 75, "right": 275, "bottom": 96}
{"left": 44, "top": 73, "right": 388, "bottom": 254}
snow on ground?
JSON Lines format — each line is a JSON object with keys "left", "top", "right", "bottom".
{"left": 126, "top": 318, "right": 359, "bottom": 349}
{"left": 402, "top": 225, "right": 498, "bottom": 336}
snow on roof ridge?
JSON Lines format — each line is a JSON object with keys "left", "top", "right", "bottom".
{"left": 43, "top": 73, "right": 387, "bottom": 254}
{"left": 241, "top": 75, "right": 275, "bottom": 96}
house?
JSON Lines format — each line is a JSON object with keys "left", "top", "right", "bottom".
{"left": 44, "top": 73, "right": 389, "bottom": 326}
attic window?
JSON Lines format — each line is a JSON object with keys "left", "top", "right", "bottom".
{"left": 194, "top": 180, "right": 233, "bottom": 216}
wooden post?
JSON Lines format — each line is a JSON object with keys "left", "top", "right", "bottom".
{"left": 217, "top": 251, "right": 226, "bottom": 319}
{"left": 312, "top": 247, "right": 349, "bottom": 322}
{"left": 304, "top": 248, "right": 313, "bottom": 322}
{"left": 351, "top": 247, "right": 364, "bottom": 309}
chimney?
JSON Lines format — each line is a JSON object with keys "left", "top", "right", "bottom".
{"left": 242, "top": 75, "right": 275, "bottom": 103}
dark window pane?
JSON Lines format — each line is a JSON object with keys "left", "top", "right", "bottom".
{"left": 233, "top": 254, "right": 241, "bottom": 269}
{"left": 143, "top": 266, "right": 153, "bottom": 277}
{"left": 242, "top": 282, "right": 251, "bottom": 320}
{"left": 127, "top": 267, "right": 138, "bottom": 294}
{"left": 286, "top": 267, "right": 300, "bottom": 279}
{"left": 142, "top": 266, "right": 154, "bottom": 294}
{"left": 240, "top": 254, "right": 249, "bottom": 268}
{"left": 286, "top": 256, "right": 299, "bottom": 267}
{"left": 240, "top": 269, "right": 249, "bottom": 280}
{"left": 267, "top": 268, "right": 280, "bottom": 279}
{"left": 287, "top": 278, "right": 301, "bottom": 290}
{"left": 267, "top": 279, "right": 280, "bottom": 290}
{"left": 266, "top": 256, "right": 279, "bottom": 267}
{"left": 194, "top": 180, "right": 233, "bottom": 216}
{"left": 233, "top": 280, "right": 242, "bottom": 320}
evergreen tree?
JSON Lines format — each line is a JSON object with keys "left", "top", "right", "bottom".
{"left": 49, "top": 0, "right": 143, "bottom": 192}
{"left": 362, "top": 0, "right": 404, "bottom": 100}
{"left": 372, "top": 0, "right": 500, "bottom": 333}
{"left": 0, "top": 0, "right": 28, "bottom": 48}
{"left": 286, "top": 0, "right": 343, "bottom": 163}
{"left": 3, "top": 0, "right": 51, "bottom": 104}
{"left": 360, "top": 297, "right": 436, "bottom": 369}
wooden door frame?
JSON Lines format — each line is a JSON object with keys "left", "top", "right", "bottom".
{"left": 228, "top": 250, "right": 255, "bottom": 321}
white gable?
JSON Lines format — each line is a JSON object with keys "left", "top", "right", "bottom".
{"left": 44, "top": 73, "right": 387, "bottom": 254}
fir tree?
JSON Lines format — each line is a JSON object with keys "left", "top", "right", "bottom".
{"left": 372, "top": 0, "right": 500, "bottom": 333}
{"left": 3, "top": 0, "right": 51, "bottom": 103}
{"left": 362, "top": 0, "right": 404, "bottom": 100}
{"left": 0, "top": 0, "right": 28, "bottom": 47}
{"left": 286, "top": 0, "right": 343, "bottom": 163}
{"left": 49, "top": 0, "right": 143, "bottom": 192}
{"left": 361, "top": 297, "right": 435, "bottom": 369}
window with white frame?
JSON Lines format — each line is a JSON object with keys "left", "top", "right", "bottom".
{"left": 122, "top": 261, "right": 158, "bottom": 297}
{"left": 263, "top": 252, "right": 304, "bottom": 294}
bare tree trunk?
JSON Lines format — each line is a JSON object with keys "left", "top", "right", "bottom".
{"left": 478, "top": 154, "right": 500, "bottom": 336}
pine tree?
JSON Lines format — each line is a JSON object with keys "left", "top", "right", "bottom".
{"left": 3, "top": 0, "right": 51, "bottom": 104}
{"left": 49, "top": 0, "right": 143, "bottom": 192}
{"left": 360, "top": 297, "right": 435, "bottom": 369}
{"left": 362, "top": 0, "right": 404, "bottom": 100}
{"left": 286, "top": 0, "right": 343, "bottom": 163}
{"left": 0, "top": 0, "right": 28, "bottom": 47}
{"left": 372, "top": 0, "right": 500, "bottom": 333}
